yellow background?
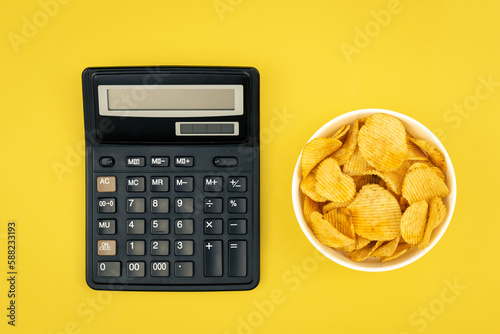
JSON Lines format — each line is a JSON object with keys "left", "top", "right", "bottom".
{"left": 1, "top": 0, "right": 499, "bottom": 333}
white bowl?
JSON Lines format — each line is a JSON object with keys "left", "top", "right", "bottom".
{"left": 291, "top": 109, "right": 457, "bottom": 272}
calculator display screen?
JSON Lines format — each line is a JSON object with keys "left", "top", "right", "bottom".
{"left": 98, "top": 85, "right": 243, "bottom": 118}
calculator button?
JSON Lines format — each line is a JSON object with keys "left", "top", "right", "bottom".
{"left": 151, "top": 177, "right": 169, "bottom": 192}
{"left": 127, "top": 177, "right": 145, "bottom": 192}
{"left": 204, "top": 219, "right": 223, "bottom": 235}
{"left": 127, "top": 262, "right": 145, "bottom": 277}
{"left": 151, "top": 240, "right": 169, "bottom": 255}
{"left": 175, "top": 219, "right": 194, "bottom": 234}
{"left": 228, "top": 219, "right": 247, "bottom": 235}
{"left": 204, "top": 177, "right": 223, "bottom": 192}
{"left": 204, "top": 198, "right": 223, "bottom": 213}
{"left": 174, "top": 156, "right": 194, "bottom": 167}
{"left": 151, "top": 261, "right": 169, "bottom": 277}
{"left": 99, "top": 157, "right": 115, "bottom": 167}
{"left": 228, "top": 176, "right": 247, "bottom": 192}
{"left": 175, "top": 240, "right": 194, "bottom": 256}
{"left": 127, "top": 241, "right": 145, "bottom": 256}
{"left": 229, "top": 241, "right": 247, "bottom": 277}
{"left": 174, "top": 262, "right": 194, "bottom": 277}
{"left": 97, "top": 240, "right": 116, "bottom": 256}
{"left": 151, "top": 156, "right": 169, "bottom": 167}
{"left": 126, "top": 219, "right": 145, "bottom": 234}
{"left": 97, "top": 176, "right": 116, "bottom": 192}
{"left": 228, "top": 198, "right": 247, "bottom": 213}
{"left": 174, "top": 177, "right": 193, "bottom": 192}
{"left": 174, "top": 198, "right": 194, "bottom": 213}
{"left": 97, "top": 219, "right": 116, "bottom": 235}
{"left": 97, "top": 198, "right": 116, "bottom": 213}
{"left": 126, "top": 157, "right": 145, "bottom": 167}
{"left": 213, "top": 156, "right": 239, "bottom": 167}
{"left": 151, "top": 219, "right": 169, "bottom": 234}
{"left": 97, "top": 262, "right": 120, "bottom": 277}
{"left": 204, "top": 241, "right": 222, "bottom": 277}
{"left": 127, "top": 198, "right": 145, "bottom": 213}
{"left": 151, "top": 198, "right": 169, "bottom": 213}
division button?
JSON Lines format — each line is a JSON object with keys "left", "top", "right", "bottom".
{"left": 97, "top": 240, "right": 116, "bottom": 256}
{"left": 97, "top": 262, "right": 120, "bottom": 277}
{"left": 204, "top": 198, "right": 223, "bottom": 213}
{"left": 97, "top": 198, "right": 116, "bottom": 213}
{"left": 229, "top": 241, "right": 247, "bottom": 277}
{"left": 151, "top": 156, "right": 169, "bottom": 167}
{"left": 174, "top": 262, "right": 194, "bottom": 277}
{"left": 204, "top": 177, "right": 223, "bottom": 192}
{"left": 228, "top": 176, "right": 247, "bottom": 192}
{"left": 126, "top": 157, "right": 145, "bottom": 167}
{"left": 126, "top": 176, "right": 145, "bottom": 192}
{"left": 174, "top": 156, "right": 194, "bottom": 167}
{"left": 126, "top": 262, "right": 145, "bottom": 277}
{"left": 99, "top": 157, "right": 115, "bottom": 167}
{"left": 97, "top": 219, "right": 116, "bottom": 235}
{"left": 213, "top": 156, "right": 239, "bottom": 167}
{"left": 204, "top": 219, "right": 223, "bottom": 235}
{"left": 97, "top": 176, "right": 116, "bottom": 192}
{"left": 204, "top": 241, "right": 222, "bottom": 277}
{"left": 174, "top": 177, "right": 193, "bottom": 192}
{"left": 228, "top": 219, "right": 247, "bottom": 235}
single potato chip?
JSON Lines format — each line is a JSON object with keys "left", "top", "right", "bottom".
{"left": 315, "top": 158, "right": 356, "bottom": 203}
{"left": 409, "top": 137, "right": 447, "bottom": 172}
{"left": 343, "top": 146, "right": 374, "bottom": 176}
{"left": 303, "top": 197, "right": 323, "bottom": 227}
{"left": 309, "top": 211, "right": 355, "bottom": 249}
{"left": 332, "top": 124, "right": 350, "bottom": 141}
{"left": 376, "top": 160, "right": 413, "bottom": 195}
{"left": 418, "top": 197, "right": 446, "bottom": 249}
{"left": 354, "top": 235, "right": 371, "bottom": 250}
{"left": 347, "top": 184, "right": 402, "bottom": 241}
{"left": 406, "top": 134, "right": 428, "bottom": 161}
{"left": 371, "top": 236, "right": 400, "bottom": 257}
{"left": 300, "top": 172, "right": 327, "bottom": 202}
{"left": 402, "top": 165, "right": 450, "bottom": 204}
{"left": 352, "top": 174, "right": 382, "bottom": 192}
{"left": 347, "top": 241, "right": 384, "bottom": 262}
{"left": 322, "top": 199, "right": 354, "bottom": 213}
{"left": 380, "top": 243, "right": 412, "bottom": 262}
{"left": 301, "top": 137, "right": 343, "bottom": 178}
{"left": 324, "top": 208, "right": 356, "bottom": 239}
{"left": 358, "top": 113, "right": 408, "bottom": 172}
{"left": 400, "top": 200, "right": 428, "bottom": 244}
{"left": 332, "top": 120, "right": 359, "bottom": 166}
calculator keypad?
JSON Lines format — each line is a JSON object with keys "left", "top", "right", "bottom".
{"left": 91, "top": 150, "right": 256, "bottom": 289}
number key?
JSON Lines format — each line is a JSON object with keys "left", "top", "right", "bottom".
{"left": 151, "top": 198, "right": 169, "bottom": 213}
{"left": 127, "top": 240, "right": 145, "bottom": 255}
{"left": 127, "top": 198, "right": 145, "bottom": 213}
{"left": 175, "top": 198, "right": 194, "bottom": 213}
{"left": 127, "top": 262, "right": 145, "bottom": 277}
{"left": 175, "top": 219, "right": 194, "bottom": 234}
{"left": 175, "top": 240, "right": 194, "bottom": 255}
{"left": 127, "top": 219, "right": 145, "bottom": 234}
{"left": 151, "top": 240, "right": 169, "bottom": 255}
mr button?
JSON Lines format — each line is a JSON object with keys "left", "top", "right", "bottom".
{"left": 97, "top": 176, "right": 116, "bottom": 192}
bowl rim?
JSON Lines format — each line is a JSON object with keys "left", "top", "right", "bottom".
{"left": 291, "top": 108, "right": 457, "bottom": 272}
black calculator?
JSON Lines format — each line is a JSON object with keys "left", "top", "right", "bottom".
{"left": 82, "top": 66, "right": 260, "bottom": 291}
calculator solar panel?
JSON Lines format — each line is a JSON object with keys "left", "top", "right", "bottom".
{"left": 82, "top": 67, "right": 260, "bottom": 291}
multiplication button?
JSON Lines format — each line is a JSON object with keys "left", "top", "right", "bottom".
{"left": 204, "top": 219, "right": 223, "bottom": 235}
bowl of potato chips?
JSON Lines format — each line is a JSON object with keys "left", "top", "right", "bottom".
{"left": 292, "top": 109, "right": 456, "bottom": 272}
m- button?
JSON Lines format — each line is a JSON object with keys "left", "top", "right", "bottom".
{"left": 97, "top": 176, "right": 116, "bottom": 192}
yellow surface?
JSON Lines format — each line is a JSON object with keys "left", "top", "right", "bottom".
{"left": 1, "top": 0, "right": 499, "bottom": 333}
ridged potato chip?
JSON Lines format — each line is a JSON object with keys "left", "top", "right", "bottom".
{"left": 300, "top": 172, "right": 327, "bottom": 202}
{"left": 322, "top": 199, "right": 354, "bottom": 213}
{"left": 343, "top": 147, "right": 374, "bottom": 176}
{"left": 352, "top": 174, "right": 382, "bottom": 192}
{"left": 418, "top": 197, "right": 446, "bottom": 249}
{"left": 347, "top": 184, "right": 401, "bottom": 241}
{"left": 309, "top": 211, "right": 355, "bottom": 249}
{"left": 400, "top": 200, "right": 428, "bottom": 244}
{"left": 301, "top": 137, "right": 343, "bottom": 178}
{"left": 303, "top": 197, "right": 323, "bottom": 227}
{"left": 331, "top": 120, "right": 359, "bottom": 165}
{"left": 402, "top": 164, "right": 449, "bottom": 204}
{"left": 354, "top": 235, "right": 371, "bottom": 250}
{"left": 380, "top": 243, "right": 412, "bottom": 262}
{"left": 332, "top": 124, "right": 350, "bottom": 141}
{"left": 371, "top": 236, "right": 400, "bottom": 257}
{"left": 409, "top": 137, "right": 447, "bottom": 172}
{"left": 376, "top": 160, "right": 413, "bottom": 195}
{"left": 324, "top": 208, "right": 356, "bottom": 239}
{"left": 315, "top": 158, "right": 356, "bottom": 203}
{"left": 347, "top": 241, "right": 384, "bottom": 262}
{"left": 406, "top": 134, "right": 428, "bottom": 161}
{"left": 358, "top": 113, "right": 408, "bottom": 172}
